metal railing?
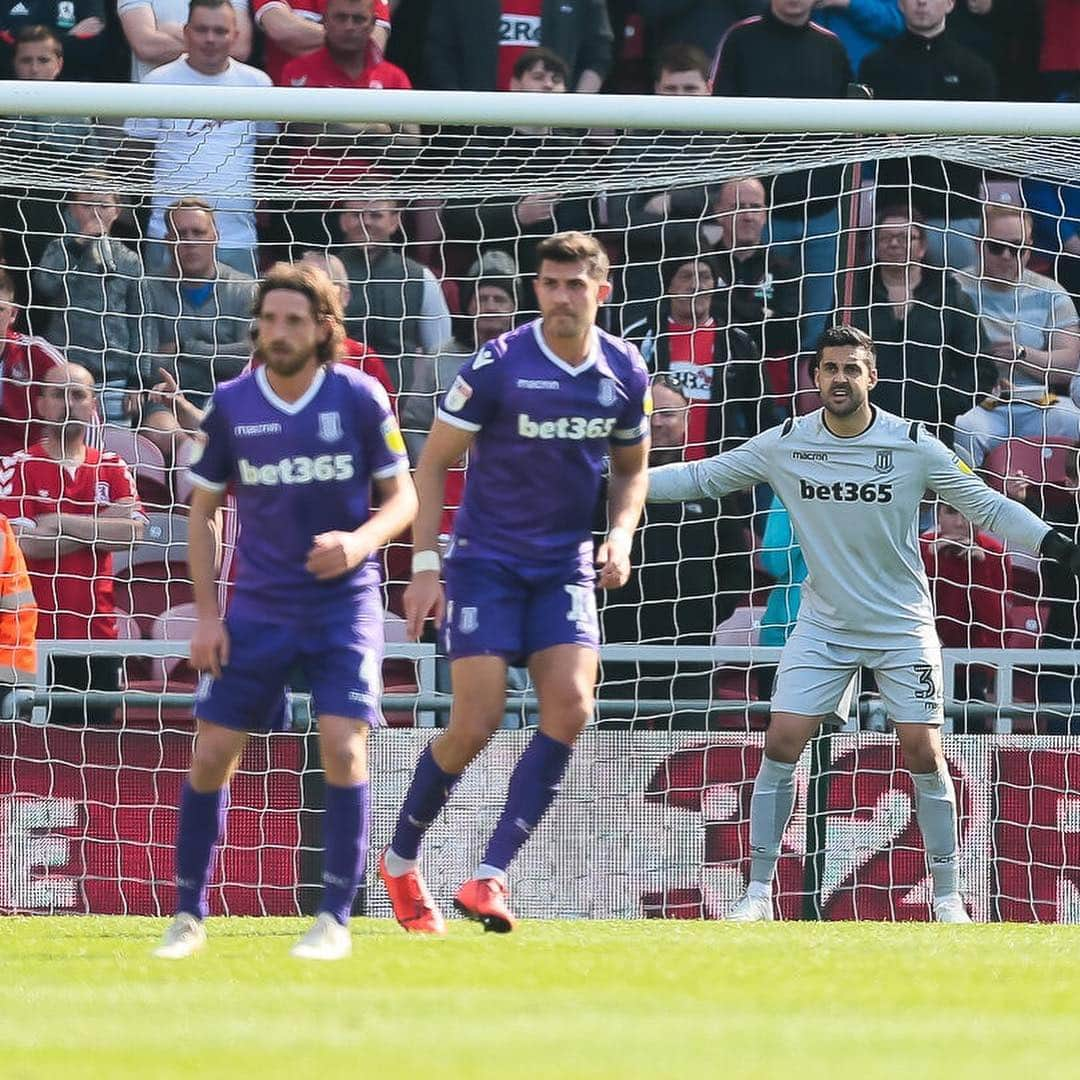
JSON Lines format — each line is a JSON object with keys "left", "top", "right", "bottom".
{"left": 11, "top": 641, "right": 1078, "bottom": 734}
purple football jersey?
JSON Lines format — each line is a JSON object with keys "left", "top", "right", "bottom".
{"left": 438, "top": 319, "right": 650, "bottom": 562}
{"left": 189, "top": 363, "right": 408, "bottom": 621}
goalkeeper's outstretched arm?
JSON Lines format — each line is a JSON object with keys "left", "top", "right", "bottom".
{"left": 647, "top": 428, "right": 774, "bottom": 503}
{"left": 923, "top": 431, "right": 1080, "bottom": 573}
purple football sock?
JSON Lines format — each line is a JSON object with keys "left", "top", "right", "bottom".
{"left": 482, "top": 732, "right": 572, "bottom": 873}
{"left": 319, "top": 782, "right": 370, "bottom": 926}
{"left": 390, "top": 745, "right": 461, "bottom": 861}
{"left": 175, "top": 782, "right": 227, "bottom": 920}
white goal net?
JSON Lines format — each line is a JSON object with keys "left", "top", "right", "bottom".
{"left": 1, "top": 85, "right": 1079, "bottom": 921}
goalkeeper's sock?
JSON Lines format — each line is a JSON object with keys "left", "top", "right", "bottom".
{"left": 318, "top": 781, "right": 369, "bottom": 926}
{"left": 912, "top": 766, "right": 960, "bottom": 900}
{"left": 175, "top": 782, "right": 227, "bottom": 920}
{"left": 748, "top": 756, "right": 797, "bottom": 887}
{"left": 389, "top": 745, "right": 461, "bottom": 863}
{"left": 481, "top": 731, "right": 571, "bottom": 873}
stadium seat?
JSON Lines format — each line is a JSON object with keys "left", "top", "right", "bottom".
{"left": 148, "top": 602, "right": 198, "bottom": 684}
{"left": 115, "top": 559, "right": 194, "bottom": 636}
{"left": 113, "top": 511, "right": 189, "bottom": 575}
{"left": 1005, "top": 600, "right": 1051, "bottom": 710}
{"left": 981, "top": 437, "right": 1078, "bottom": 508}
{"left": 382, "top": 612, "right": 419, "bottom": 727}
{"left": 712, "top": 605, "right": 765, "bottom": 647}
{"left": 100, "top": 426, "right": 171, "bottom": 509}
{"left": 172, "top": 438, "right": 202, "bottom": 506}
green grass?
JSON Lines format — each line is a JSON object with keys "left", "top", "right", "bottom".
{"left": 1, "top": 918, "right": 1079, "bottom": 1079}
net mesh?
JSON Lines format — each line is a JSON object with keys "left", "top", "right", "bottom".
{"left": 0, "top": 99, "right": 1079, "bottom": 920}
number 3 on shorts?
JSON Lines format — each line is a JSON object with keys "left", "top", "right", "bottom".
{"left": 912, "top": 663, "right": 937, "bottom": 700}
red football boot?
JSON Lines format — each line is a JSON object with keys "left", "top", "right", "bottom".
{"left": 379, "top": 850, "right": 446, "bottom": 935}
{"left": 453, "top": 877, "right": 518, "bottom": 933}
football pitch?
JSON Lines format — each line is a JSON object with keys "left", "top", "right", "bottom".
{"left": 2, "top": 918, "right": 1079, "bottom": 1079}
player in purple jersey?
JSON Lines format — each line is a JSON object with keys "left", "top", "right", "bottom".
{"left": 154, "top": 264, "right": 417, "bottom": 961}
{"left": 379, "top": 232, "right": 651, "bottom": 933}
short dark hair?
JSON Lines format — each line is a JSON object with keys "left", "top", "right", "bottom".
{"left": 875, "top": 203, "right": 928, "bottom": 232}
{"left": 651, "top": 372, "right": 689, "bottom": 404}
{"left": 0, "top": 267, "right": 15, "bottom": 300}
{"left": 14, "top": 25, "right": 62, "bottom": 55}
{"left": 188, "top": 0, "right": 235, "bottom": 19}
{"left": 655, "top": 43, "right": 711, "bottom": 83}
{"left": 512, "top": 46, "right": 569, "bottom": 85}
{"left": 811, "top": 325, "right": 877, "bottom": 373}
{"left": 535, "top": 231, "right": 609, "bottom": 282}
{"left": 661, "top": 253, "right": 719, "bottom": 293}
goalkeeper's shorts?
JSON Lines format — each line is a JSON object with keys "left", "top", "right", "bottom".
{"left": 771, "top": 622, "right": 945, "bottom": 725}
{"left": 441, "top": 553, "right": 599, "bottom": 666}
{"left": 194, "top": 595, "right": 385, "bottom": 731}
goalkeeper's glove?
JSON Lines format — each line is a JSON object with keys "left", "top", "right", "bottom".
{"left": 1040, "top": 530, "right": 1080, "bottom": 573}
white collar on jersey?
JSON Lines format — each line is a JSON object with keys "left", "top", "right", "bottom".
{"left": 532, "top": 318, "right": 600, "bottom": 377}
{"left": 255, "top": 364, "right": 326, "bottom": 415}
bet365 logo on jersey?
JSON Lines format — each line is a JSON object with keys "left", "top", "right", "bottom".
{"left": 799, "top": 479, "right": 893, "bottom": 504}
{"left": 517, "top": 413, "right": 617, "bottom": 440}
{"left": 238, "top": 454, "right": 354, "bottom": 486}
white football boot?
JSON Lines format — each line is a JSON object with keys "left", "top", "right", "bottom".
{"left": 934, "top": 895, "right": 972, "bottom": 924}
{"left": 153, "top": 912, "right": 207, "bottom": 959}
{"left": 724, "top": 891, "right": 775, "bottom": 922}
{"left": 290, "top": 912, "right": 353, "bottom": 960}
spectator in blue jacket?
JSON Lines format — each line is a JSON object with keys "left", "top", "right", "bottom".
{"left": 813, "top": 0, "right": 903, "bottom": 74}
{"left": 758, "top": 493, "right": 807, "bottom": 646}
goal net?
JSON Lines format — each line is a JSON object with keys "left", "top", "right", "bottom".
{"left": 1, "top": 85, "right": 1079, "bottom": 921}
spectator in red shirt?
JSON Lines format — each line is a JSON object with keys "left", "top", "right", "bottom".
{"left": 298, "top": 249, "right": 397, "bottom": 408}
{"left": 279, "top": 0, "right": 407, "bottom": 87}
{"left": 920, "top": 501, "right": 1010, "bottom": 717}
{"left": 255, "top": 0, "right": 389, "bottom": 84}
{"left": 274, "top": 0, "right": 416, "bottom": 243}
{"left": 0, "top": 268, "right": 66, "bottom": 459}
{"left": 1, "top": 363, "right": 146, "bottom": 723}
{"left": 624, "top": 255, "right": 776, "bottom": 456}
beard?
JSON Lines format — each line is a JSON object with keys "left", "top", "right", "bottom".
{"left": 821, "top": 388, "right": 865, "bottom": 418}
{"left": 257, "top": 341, "right": 316, "bottom": 376}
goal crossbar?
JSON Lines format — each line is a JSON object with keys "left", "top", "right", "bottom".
{"left": 5, "top": 81, "right": 1080, "bottom": 135}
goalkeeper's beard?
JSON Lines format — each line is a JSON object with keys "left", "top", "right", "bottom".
{"left": 821, "top": 384, "right": 866, "bottom": 419}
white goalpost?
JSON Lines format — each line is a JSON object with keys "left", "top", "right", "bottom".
{"left": 1, "top": 84, "right": 1079, "bottom": 923}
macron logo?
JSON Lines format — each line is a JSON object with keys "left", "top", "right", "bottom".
{"left": 234, "top": 422, "right": 282, "bottom": 436}
{"left": 516, "top": 378, "right": 560, "bottom": 390}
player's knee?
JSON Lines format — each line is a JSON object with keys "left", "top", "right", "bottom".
{"left": 538, "top": 686, "right": 592, "bottom": 741}
{"left": 903, "top": 743, "right": 943, "bottom": 776}
{"left": 763, "top": 727, "right": 808, "bottom": 765}
{"left": 322, "top": 741, "right": 367, "bottom": 785}
{"left": 445, "top": 711, "right": 501, "bottom": 758}
{"left": 189, "top": 746, "right": 237, "bottom": 791}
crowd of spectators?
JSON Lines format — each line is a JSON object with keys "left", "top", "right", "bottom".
{"left": 0, "top": 0, "right": 1079, "bottom": 731}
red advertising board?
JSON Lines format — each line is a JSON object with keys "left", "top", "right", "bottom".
{"left": 0, "top": 724, "right": 305, "bottom": 915}
{"left": 4, "top": 728, "right": 1080, "bottom": 921}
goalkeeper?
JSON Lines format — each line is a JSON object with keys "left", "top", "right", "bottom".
{"left": 648, "top": 325, "right": 1080, "bottom": 923}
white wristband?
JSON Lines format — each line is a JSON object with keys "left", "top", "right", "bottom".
{"left": 411, "top": 550, "right": 441, "bottom": 574}
{"left": 607, "top": 527, "right": 631, "bottom": 547}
